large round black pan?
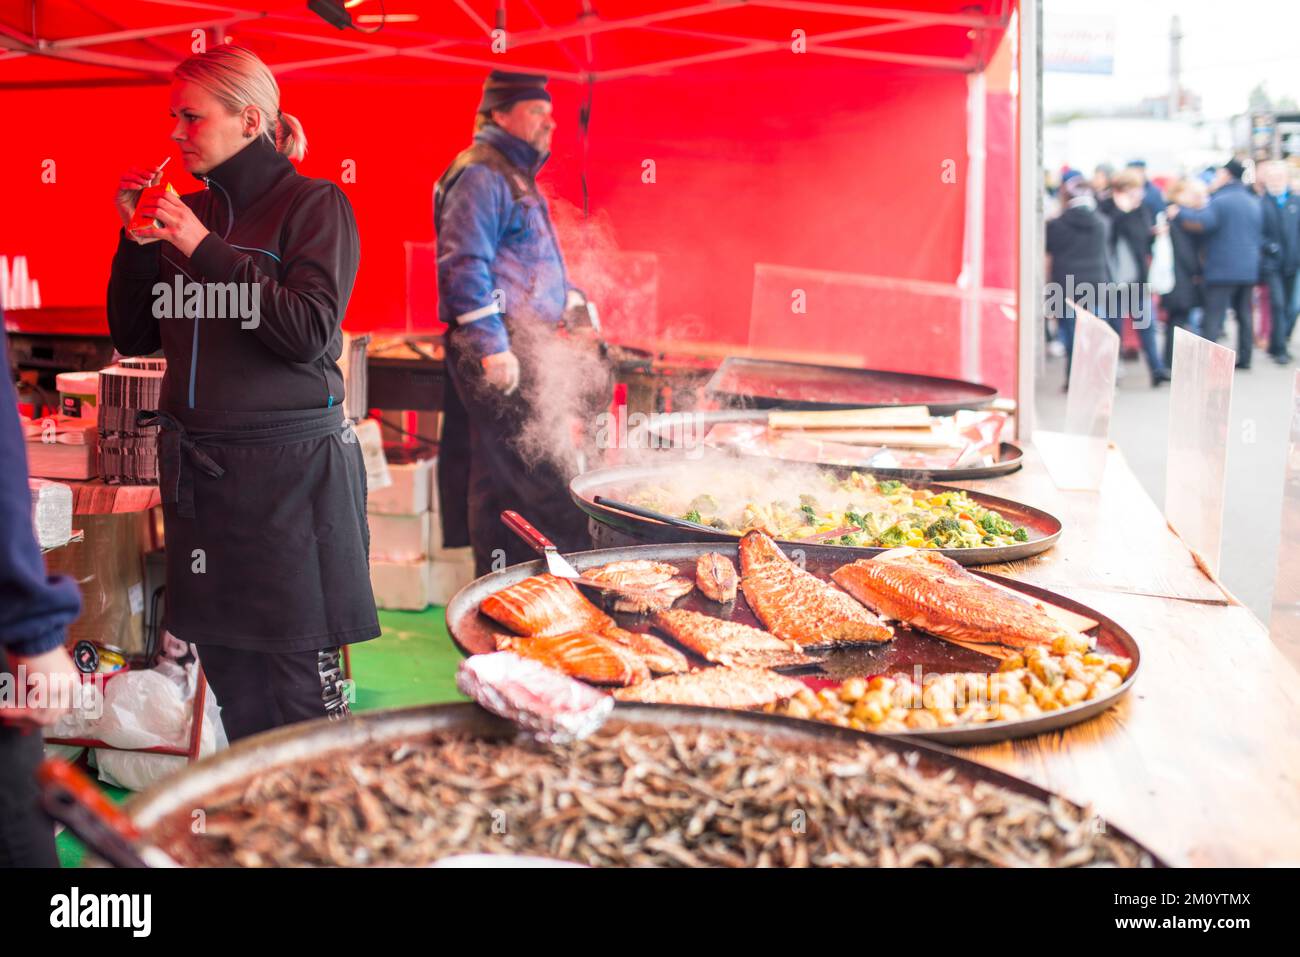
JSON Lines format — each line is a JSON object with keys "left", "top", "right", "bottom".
{"left": 705, "top": 357, "right": 998, "bottom": 414}
{"left": 125, "top": 702, "right": 1165, "bottom": 867}
{"left": 627, "top": 408, "right": 1024, "bottom": 482}
{"left": 444, "top": 541, "right": 1141, "bottom": 748}
{"left": 569, "top": 462, "right": 1060, "bottom": 566}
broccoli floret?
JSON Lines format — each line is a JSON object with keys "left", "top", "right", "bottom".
{"left": 1013, "top": 527, "right": 1029, "bottom": 542}
{"left": 800, "top": 504, "right": 818, "bottom": 523}
{"left": 877, "top": 524, "right": 910, "bottom": 547}
{"left": 684, "top": 509, "right": 704, "bottom": 525}
{"left": 978, "top": 511, "right": 1016, "bottom": 537}
{"left": 924, "top": 517, "right": 963, "bottom": 541}
{"left": 876, "top": 479, "right": 904, "bottom": 494}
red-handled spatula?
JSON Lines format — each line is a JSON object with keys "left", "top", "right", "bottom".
{"left": 500, "top": 511, "right": 665, "bottom": 601}
{"left": 37, "top": 759, "right": 179, "bottom": 867}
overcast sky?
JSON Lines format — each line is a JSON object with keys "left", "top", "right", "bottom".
{"left": 1043, "top": 0, "right": 1300, "bottom": 121}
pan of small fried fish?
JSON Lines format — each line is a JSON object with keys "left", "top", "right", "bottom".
{"left": 446, "top": 539, "right": 1141, "bottom": 746}
{"left": 132, "top": 702, "right": 1165, "bottom": 868}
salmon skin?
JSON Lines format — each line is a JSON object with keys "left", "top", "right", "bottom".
{"left": 696, "top": 553, "right": 738, "bottom": 603}
{"left": 480, "top": 574, "right": 613, "bottom": 637}
{"left": 602, "top": 624, "right": 691, "bottom": 674}
{"left": 830, "top": 549, "right": 1090, "bottom": 654}
{"left": 652, "top": 609, "right": 817, "bottom": 670}
{"left": 583, "top": 560, "right": 695, "bottom": 614}
{"left": 479, "top": 573, "right": 685, "bottom": 676}
{"left": 613, "top": 666, "right": 805, "bottom": 708}
{"left": 496, "top": 631, "right": 650, "bottom": 686}
{"left": 738, "top": 530, "right": 894, "bottom": 648}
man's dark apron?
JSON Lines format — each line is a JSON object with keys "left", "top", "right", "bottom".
{"left": 434, "top": 142, "right": 591, "bottom": 574}
{"left": 141, "top": 404, "right": 380, "bottom": 653}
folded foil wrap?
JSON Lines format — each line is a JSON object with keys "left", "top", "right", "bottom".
{"left": 456, "top": 652, "right": 613, "bottom": 744}
{"left": 30, "top": 478, "right": 73, "bottom": 549}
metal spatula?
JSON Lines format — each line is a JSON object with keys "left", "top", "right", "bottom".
{"left": 500, "top": 511, "right": 665, "bottom": 600}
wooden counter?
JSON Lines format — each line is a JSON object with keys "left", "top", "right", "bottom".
{"left": 948, "top": 445, "right": 1300, "bottom": 866}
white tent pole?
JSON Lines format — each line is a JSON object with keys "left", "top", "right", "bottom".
{"left": 1017, "top": 0, "right": 1042, "bottom": 438}
{"left": 962, "top": 70, "right": 988, "bottom": 384}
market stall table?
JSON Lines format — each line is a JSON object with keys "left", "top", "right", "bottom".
{"left": 948, "top": 444, "right": 1300, "bottom": 866}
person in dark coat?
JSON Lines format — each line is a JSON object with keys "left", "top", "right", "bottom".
{"left": 1099, "top": 169, "right": 1171, "bottom": 385}
{"left": 1170, "top": 158, "right": 1264, "bottom": 369}
{"left": 1046, "top": 175, "right": 1110, "bottom": 383}
{"left": 435, "top": 71, "right": 605, "bottom": 577}
{"left": 1159, "top": 178, "right": 1207, "bottom": 369}
{"left": 106, "top": 46, "right": 377, "bottom": 742}
{"left": 1, "top": 330, "right": 83, "bottom": 866}
{"left": 1259, "top": 160, "right": 1300, "bottom": 362}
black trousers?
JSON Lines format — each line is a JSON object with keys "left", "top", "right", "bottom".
{"left": 1265, "top": 271, "right": 1299, "bottom": 356}
{"left": 444, "top": 339, "right": 594, "bottom": 578}
{"left": 195, "top": 644, "right": 349, "bottom": 743}
{"left": 1201, "top": 283, "right": 1255, "bottom": 366}
{"left": 0, "top": 649, "right": 59, "bottom": 867}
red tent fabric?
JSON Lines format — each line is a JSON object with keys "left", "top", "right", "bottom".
{"left": 1, "top": 1, "right": 1018, "bottom": 389}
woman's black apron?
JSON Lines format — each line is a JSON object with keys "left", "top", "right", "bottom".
{"left": 141, "top": 404, "right": 380, "bottom": 653}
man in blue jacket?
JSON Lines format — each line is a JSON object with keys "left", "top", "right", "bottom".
{"left": 1171, "top": 159, "right": 1263, "bottom": 369}
{"left": 1260, "top": 160, "right": 1300, "bottom": 363}
{"left": 434, "top": 71, "right": 595, "bottom": 575}
{"left": 1, "top": 329, "right": 83, "bottom": 866}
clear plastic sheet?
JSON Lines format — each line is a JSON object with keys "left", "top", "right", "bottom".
{"left": 1269, "top": 370, "right": 1300, "bottom": 669}
{"left": 456, "top": 652, "right": 614, "bottom": 744}
{"left": 1163, "top": 328, "right": 1236, "bottom": 580}
{"left": 1033, "top": 309, "right": 1118, "bottom": 490}
{"left": 747, "top": 264, "right": 1018, "bottom": 399}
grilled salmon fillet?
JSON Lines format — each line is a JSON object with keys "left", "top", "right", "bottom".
{"left": 602, "top": 625, "right": 691, "bottom": 674}
{"left": 830, "top": 549, "right": 1090, "bottom": 655}
{"left": 738, "top": 530, "right": 894, "bottom": 648}
{"left": 583, "top": 560, "right": 695, "bottom": 613}
{"left": 496, "top": 631, "right": 650, "bottom": 686}
{"left": 652, "top": 609, "right": 817, "bottom": 669}
{"left": 480, "top": 574, "right": 613, "bottom": 637}
{"left": 613, "top": 666, "right": 805, "bottom": 708}
{"left": 696, "top": 553, "right": 738, "bottom": 603}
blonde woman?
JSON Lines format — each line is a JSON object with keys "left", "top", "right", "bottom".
{"left": 107, "top": 45, "right": 377, "bottom": 741}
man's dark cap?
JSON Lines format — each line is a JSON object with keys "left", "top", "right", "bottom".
{"left": 478, "top": 70, "right": 551, "bottom": 115}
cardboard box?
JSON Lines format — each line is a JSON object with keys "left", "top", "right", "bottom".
{"left": 366, "top": 457, "right": 433, "bottom": 516}
{"left": 370, "top": 558, "right": 429, "bottom": 611}
{"left": 368, "top": 511, "right": 429, "bottom": 562}
{"left": 428, "top": 555, "right": 476, "bottom": 606}
{"left": 45, "top": 511, "right": 148, "bottom": 656}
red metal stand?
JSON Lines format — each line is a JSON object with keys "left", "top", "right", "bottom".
{"left": 45, "top": 665, "right": 209, "bottom": 763}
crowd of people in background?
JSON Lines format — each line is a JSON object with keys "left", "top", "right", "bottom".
{"left": 1044, "top": 156, "right": 1300, "bottom": 388}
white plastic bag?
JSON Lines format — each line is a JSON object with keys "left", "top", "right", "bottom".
{"left": 91, "top": 659, "right": 227, "bottom": 791}
{"left": 1149, "top": 212, "right": 1175, "bottom": 295}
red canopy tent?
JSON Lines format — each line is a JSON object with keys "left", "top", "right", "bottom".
{"left": 0, "top": 1, "right": 1038, "bottom": 424}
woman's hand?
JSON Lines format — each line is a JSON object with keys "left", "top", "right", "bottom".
{"left": 0, "top": 645, "right": 81, "bottom": 730}
{"left": 114, "top": 165, "right": 162, "bottom": 228}
{"left": 132, "top": 190, "right": 211, "bottom": 258}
